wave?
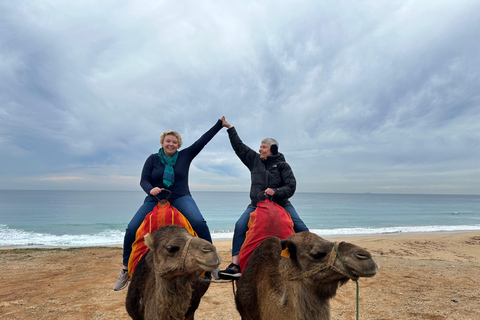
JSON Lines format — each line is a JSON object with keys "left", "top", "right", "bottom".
{"left": 1, "top": 224, "right": 480, "bottom": 247}
{"left": 308, "top": 224, "right": 480, "bottom": 237}
{"left": 0, "top": 225, "right": 124, "bottom": 247}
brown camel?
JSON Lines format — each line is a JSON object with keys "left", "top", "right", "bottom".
{"left": 126, "top": 225, "right": 221, "bottom": 320}
{"left": 235, "top": 232, "right": 378, "bottom": 320}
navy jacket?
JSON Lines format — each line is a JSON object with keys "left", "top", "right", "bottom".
{"left": 140, "top": 119, "right": 223, "bottom": 201}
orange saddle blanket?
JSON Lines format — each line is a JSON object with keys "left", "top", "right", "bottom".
{"left": 238, "top": 199, "right": 295, "bottom": 271}
{"left": 128, "top": 200, "right": 197, "bottom": 276}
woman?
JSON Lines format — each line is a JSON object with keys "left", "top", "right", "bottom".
{"left": 218, "top": 117, "right": 309, "bottom": 279}
{"left": 114, "top": 118, "right": 224, "bottom": 291}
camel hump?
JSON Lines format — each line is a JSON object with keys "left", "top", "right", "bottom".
{"left": 258, "top": 236, "right": 282, "bottom": 254}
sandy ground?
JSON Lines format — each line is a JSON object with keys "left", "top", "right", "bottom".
{"left": 1, "top": 232, "right": 479, "bottom": 320}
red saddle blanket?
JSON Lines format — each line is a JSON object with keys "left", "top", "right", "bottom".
{"left": 128, "top": 201, "right": 197, "bottom": 276}
{"left": 238, "top": 199, "right": 295, "bottom": 271}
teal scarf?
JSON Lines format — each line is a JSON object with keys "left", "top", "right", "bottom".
{"left": 158, "top": 148, "right": 178, "bottom": 187}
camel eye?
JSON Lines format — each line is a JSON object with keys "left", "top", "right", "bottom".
{"left": 310, "top": 252, "right": 327, "bottom": 260}
{"left": 166, "top": 245, "right": 180, "bottom": 254}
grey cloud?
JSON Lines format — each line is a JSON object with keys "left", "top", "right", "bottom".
{"left": 0, "top": 0, "right": 479, "bottom": 193}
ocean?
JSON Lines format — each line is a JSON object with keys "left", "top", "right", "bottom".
{"left": 0, "top": 190, "right": 479, "bottom": 247}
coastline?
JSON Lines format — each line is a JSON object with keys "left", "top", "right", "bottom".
{"left": 1, "top": 229, "right": 478, "bottom": 249}
{"left": 1, "top": 231, "right": 479, "bottom": 319}
{"left": 2, "top": 191, "right": 478, "bottom": 248}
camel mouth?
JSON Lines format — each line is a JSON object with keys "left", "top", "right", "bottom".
{"left": 353, "top": 271, "right": 376, "bottom": 278}
{"left": 351, "top": 263, "right": 378, "bottom": 278}
{"left": 196, "top": 255, "right": 222, "bottom": 271}
{"left": 197, "top": 261, "right": 221, "bottom": 271}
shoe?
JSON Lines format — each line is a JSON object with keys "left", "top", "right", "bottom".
{"left": 113, "top": 269, "right": 130, "bottom": 291}
{"left": 218, "top": 263, "right": 241, "bottom": 279}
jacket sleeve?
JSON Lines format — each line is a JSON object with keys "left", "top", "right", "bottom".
{"left": 227, "top": 126, "right": 258, "bottom": 170}
{"left": 274, "top": 162, "right": 296, "bottom": 199}
{"left": 140, "top": 154, "right": 156, "bottom": 195}
{"left": 184, "top": 119, "right": 223, "bottom": 158}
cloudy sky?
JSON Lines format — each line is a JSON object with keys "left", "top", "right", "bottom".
{"left": 1, "top": 0, "right": 479, "bottom": 195}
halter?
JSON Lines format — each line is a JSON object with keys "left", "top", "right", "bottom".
{"left": 153, "top": 237, "right": 194, "bottom": 276}
{"left": 289, "top": 242, "right": 361, "bottom": 320}
{"left": 289, "top": 242, "right": 358, "bottom": 281}
{"left": 153, "top": 189, "right": 172, "bottom": 204}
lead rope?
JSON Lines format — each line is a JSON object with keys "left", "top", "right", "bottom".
{"left": 333, "top": 242, "right": 359, "bottom": 320}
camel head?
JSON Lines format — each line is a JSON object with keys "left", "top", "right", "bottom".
{"left": 145, "top": 225, "right": 221, "bottom": 279}
{"left": 281, "top": 232, "right": 377, "bottom": 286}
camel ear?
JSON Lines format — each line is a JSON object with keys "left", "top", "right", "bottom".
{"left": 145, "top": 233, "right": 154, "bottom": 250}
{"left": 281, "top": 240, "right": 297, "bottom": 260}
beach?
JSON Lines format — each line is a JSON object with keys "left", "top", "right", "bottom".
{"left": 1, "top": 232, "right": 479, "bottom": 320}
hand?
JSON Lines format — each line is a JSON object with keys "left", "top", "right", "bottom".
{"left": 150, "top": 187, "right": 163, "bottom": 196}
{"left": 221, "top": 116, "right": 232, "bottom": 129}
{"left": 264, "top": 188, "right": 275, "bottom": 196}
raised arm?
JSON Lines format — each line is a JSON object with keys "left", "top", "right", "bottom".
{"left": 223, "top": 118, "right": 258, "bottom": 170}
{"left": 184, "top": 119, "right": 223, "bottom": 158}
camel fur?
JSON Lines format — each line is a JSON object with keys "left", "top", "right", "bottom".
{"left": 126, "top": 225, "right": 221, "bottom": 320}
{"left": 235, "top": 232, "right": 378, "bottom": 320}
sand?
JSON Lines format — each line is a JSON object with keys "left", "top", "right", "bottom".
{"left": 1, "top": 232, "right": 479, "bottom": 320}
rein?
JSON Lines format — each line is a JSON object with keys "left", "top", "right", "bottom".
{"left": 289, "top": 242, "right": 360, "bottom": 320}
{"left": 289, "top": 242, "right": 358, "bottom": 281}
{"left": 153, "top": 237, "right": 194, "bottom": 276}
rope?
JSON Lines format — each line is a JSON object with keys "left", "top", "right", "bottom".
{"left": 198, "top": 277, "right": 237, "bottom": 296}
{"left": 199, "top": 278, "right": 233, "bottom": 284}
{"left": 333, "top": 242, "right": 360, "bottom": 320}
{"left": 180, "top": 237, "right": 193, "bottom": 272}
{"left": 153, "top": 189, "right": 172, "bottom": 202}
{"left": 289, "top": 244, "right": 338, "bottom": 280}
{"left": 153, "top": 237, "right": 193, "bottom": 276}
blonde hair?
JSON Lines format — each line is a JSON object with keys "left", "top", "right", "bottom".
{"left": 160, "top": 131, "right": 183, "bottom": 148}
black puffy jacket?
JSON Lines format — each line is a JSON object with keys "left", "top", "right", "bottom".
{"left": 227, "top": 127, "right": 296, "bottom": 208}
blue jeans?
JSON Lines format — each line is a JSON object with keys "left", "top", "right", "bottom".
{"left": 231, "top": 204, "right": 309, "bottom": 256}
{"left": 122, "top": 195, "right": 212, "bottom": 266}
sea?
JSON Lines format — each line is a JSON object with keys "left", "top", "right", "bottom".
{"left": 0, "top": 190, "right": 479, "bottom": 247}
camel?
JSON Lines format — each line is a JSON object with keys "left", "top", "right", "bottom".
{"left": 235, "top": 232, "right": 378, "bottom": 320}
{"left": 126, "top": 225, "right": 221, "bottom": 320}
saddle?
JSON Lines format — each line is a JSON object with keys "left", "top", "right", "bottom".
{"left": 238, "top": 199, "right": 295, "bottom": 271}
{"left": 128, "top": 197, "right": 197, "bottom": 276}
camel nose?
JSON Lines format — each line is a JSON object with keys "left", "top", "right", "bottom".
{"left": 202, "top": 246, "right": 216, "bottom": 253}
{"left": 355, "top": 251, "right": 372, "bottom": 260}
